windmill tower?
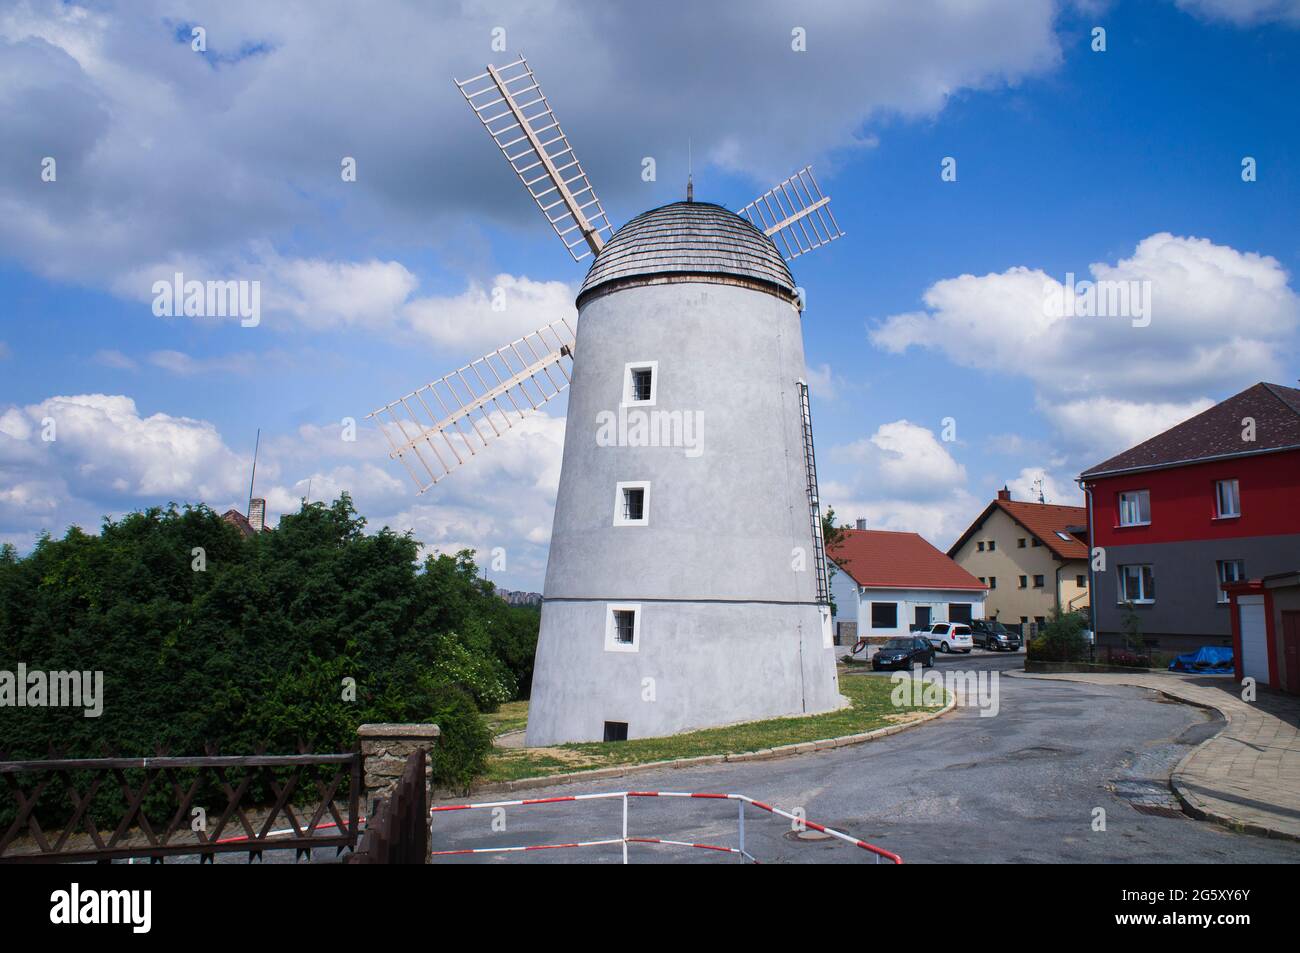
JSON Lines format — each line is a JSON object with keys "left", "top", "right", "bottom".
{"left": 368, "top": 56, "right": 846, "bottom": 745}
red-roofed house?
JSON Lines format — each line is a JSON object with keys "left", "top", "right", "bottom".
{"left": 947, "top": 488, "right": 1090, "bottom": 628}
{"left": 827, "top": 524, "right": 987, "bottom": 643}
{"left": 1079, "top": 381, "right": 1300, "bottom": 667}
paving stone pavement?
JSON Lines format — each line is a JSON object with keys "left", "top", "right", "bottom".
{"left": 1011, "top": 671, "right": 1300, "bottom": 841}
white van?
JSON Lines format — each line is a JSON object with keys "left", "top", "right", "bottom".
{"left": 926, "top": 622, "right": 973, "bottom": 654}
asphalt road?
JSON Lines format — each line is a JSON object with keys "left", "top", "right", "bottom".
{"left": 429, "top": 653, "right": 1300, "bottom": 864}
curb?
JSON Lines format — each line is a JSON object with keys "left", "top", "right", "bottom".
{"left": 434, "top": 696, "right": 957, "bottom": 802}
{"left": 1009, "top": 670, "right": 1300, "bottom": 844}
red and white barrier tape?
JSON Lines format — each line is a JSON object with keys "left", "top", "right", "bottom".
{"left": 429, "top": 789, "right": 903, "bottom": 864}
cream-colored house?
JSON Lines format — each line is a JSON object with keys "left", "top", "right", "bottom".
{"left": 947, "top": 488, "right": 1090, "bottom": 627}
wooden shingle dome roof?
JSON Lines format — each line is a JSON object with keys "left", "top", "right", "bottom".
{"left": 576, "top": 201, "right": 796, "bottom": 306}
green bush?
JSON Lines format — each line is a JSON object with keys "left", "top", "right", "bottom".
{"left": 0, "top": 495, "right": 535, "bottom": 827}
{"left": 1027, "top": 609, "right": 1089, "bottom": 662}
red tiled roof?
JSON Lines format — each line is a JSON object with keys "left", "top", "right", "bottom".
{"left": 221, "top": 508, "right": 269, "bottom": 538}
{"left": 997, "top": 501, "right": 1088, "bottom": 559}
{"left": 947, "top": 498, "right": 1089, "bottom": 561}
{"left": 828, "top": 529, "right": 987, "bottom": 591}
{"left": 1081, "top": 382, "right": 1300, "bottom": 479}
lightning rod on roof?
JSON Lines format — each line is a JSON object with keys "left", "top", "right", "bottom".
{"left": 247, "top": 428, "right": 260, "bottom": 516}
{"left": 687, "top": 138, "right": 693, "bottom": 202}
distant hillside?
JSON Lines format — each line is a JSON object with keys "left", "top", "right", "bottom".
{"left": 496, "top": 588, "right": 543, "bottom": 607}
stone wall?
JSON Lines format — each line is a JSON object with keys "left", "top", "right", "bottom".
{"left": 357, "top": 723, "right": 440, "bottom": 813}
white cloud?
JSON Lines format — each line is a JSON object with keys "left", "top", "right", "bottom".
{"left": 403, "top": 273, "right": 576, "bottom": 353}
{"left": 870, "top": 233, "right": 1299, "bottom": 465}
{"left": 266, "top": 257, "right": 420, "bottom": 331}
{"left": 831, "top": 419, "right": 967, "bottom": 499}
{"left": 0, "top": 391, "right": 567, "bottom": 589}
{"left": 0, "top": 0, "right": 1064, "bottom": 288}
{"left": 804, "top": 362, "right": 845, "bottom": 402}
{"left": 1174, "top": 0, "right": 1300, "bottom": 26}
{"left": 1004, "top": 466, "right": 1084, "bottom": 507}
{"left": 824, "top": 419, "right": 978, "bottom": 546}
{"left": 146, "top": 350, "right": 258, "bottom": 376}
{"left": 1039, "top": 395, "right": 1217, "bottom": 465}
{"left": 92, "top": 348, "right": 136, "bottom": 370}
{"left": 0, "top": 394, "right": 247, "bottom": 500}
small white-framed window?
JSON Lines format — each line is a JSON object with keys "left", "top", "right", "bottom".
{"left": 613, "top": 481, "right": 650, "bottom": 526}
{"left": 1215, "top": 479, "right": 1240, "bottom": 519}
{"left": 1119, "top": 564, "right": 1155, "bottom": 603}
{"left": 1216, "top": 559, "right": 1245, "bottom": 603}
{"left": 1118, "top": 490, "right": 1151, "bottom": 527}
{"left": 605, "top": 603, "right": 641, "bottom": 653}
{"left": 621, "top": 361, "right": 658, "bottom": 406}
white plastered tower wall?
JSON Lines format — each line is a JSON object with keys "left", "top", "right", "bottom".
{"left": 525, "top": 203, "right": 844, "bottom": 746}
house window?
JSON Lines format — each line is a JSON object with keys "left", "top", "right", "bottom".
{"left": 949, "top": 603, "right": 973, "bottom": 624}
{"left": 1055, "top": 531, "right": 1073, "bottom": 542}
{"left": 603, "top": 721, "right": 629, "bottom": 742}
{"left": 1118, "top": 490, "right": 1151, "bottom": 527}
{"left": 1020, "top": 616, "right": 1029, "bottom": 624}
{"left": 1018, "top": 575, "right": 1028, "bottom": 589}
{"left": 1120, "top": 565, "right": 1155, "bottom": 603}
{"left": 978, "top": 577, "right": 986, "bottom": 584}
{"left": 1017, "top": 538, "right": 1026, "bottom": 548}
{"left": 977, "top": 541, "right": 985, "bottom": 552}
{"left": 613, "top": 481, "right": 650, "bottom": 526}
{"left": 1034, "top": 616, "right": 1046, "bottom": 626}
{"left": 871, "top": 602, "right": 898, "bottom": 629}
{"left": 605, "top": 604, "right": 641, "bottom": 652}
{"left": 988, "top": 576, "right": 997, "bottom": 589}
{"left": 1031, "top": 538, "right": 1042, "bottom": 547}
{"left": 622, "top": 361, "right": 658, "bottom": 405}
{"left": 1215, "top": 479, "right": 1240, "bottom": 519}
{"left": 1216, "top": 559, "right": 1245, "bottom": 604}
{"left": 1076, "top": 575, "right": 1088, "bottom": 588}
{"left": 1032, "top": 574, "right": 1045, "bottom": 589}
{"left": 987, "top": 540, "right": 996, "bottom": 552}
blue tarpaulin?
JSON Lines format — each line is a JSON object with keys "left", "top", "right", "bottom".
{"left": 1169, "top": 645, "right": 1234, "bottom": 674}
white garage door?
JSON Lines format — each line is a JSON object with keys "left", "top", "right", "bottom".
{"left": 1239, "top": 596, "right": 1269, "bottom": 684}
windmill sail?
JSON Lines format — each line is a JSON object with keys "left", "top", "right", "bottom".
{"left": 456, "top": 56, "right": 613, "bottom": 262}
{"left": 737, "top": 165, "right": 844, "bottom": 262}
{"left": 368, "top": 319, "right": 576, "bottom": 492}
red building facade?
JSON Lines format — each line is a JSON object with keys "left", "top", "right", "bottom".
{"left": 1080, "top": 383, "right": 1300, "bottom": 659}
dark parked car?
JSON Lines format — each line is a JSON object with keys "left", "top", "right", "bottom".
{"left": 971, "top": 619, "right": 1022, "bottom": 651}
{"left": 871, "top": 636, "right": 936, "bottom": 671}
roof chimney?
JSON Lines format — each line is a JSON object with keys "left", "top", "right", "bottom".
{"left": 248, "top": 498, "right": 267, "bottom": 533}
{"left": 855, "top": 517, "right": 867, "bottom": 530}
{"left": 997, "top": 486, "right": 1011, "bottom": 502}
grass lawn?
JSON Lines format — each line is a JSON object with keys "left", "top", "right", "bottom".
{"left": 484, "top": 699, "right": 530, "bottom": 737}
{"left": 480, "top": 670, "right": 945, "bottom": 784}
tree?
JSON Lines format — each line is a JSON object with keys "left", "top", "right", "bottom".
{"left": 0, "top": 496, "right": 537, "bottom": 826}
{"left": 821, "top": 506, "right": 847, "bottom": 617}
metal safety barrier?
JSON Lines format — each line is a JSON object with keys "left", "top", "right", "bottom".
{"left": 429, "top": 789, "right": 903, "bottom": 864}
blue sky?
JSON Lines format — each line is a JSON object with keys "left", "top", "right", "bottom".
{"left": 1, "top": 0, "right": 1297, "bottom": 590}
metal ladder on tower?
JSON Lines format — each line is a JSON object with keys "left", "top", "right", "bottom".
{"left": 797, "top": 381, "right": 830, "bottom": 605}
